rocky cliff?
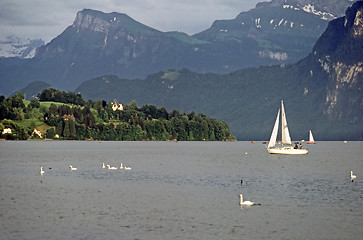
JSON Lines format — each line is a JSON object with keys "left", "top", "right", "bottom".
{"left": 305, "top": 1, "right": 363, "bottom": 123}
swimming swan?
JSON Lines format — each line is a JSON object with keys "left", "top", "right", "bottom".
{"left": 107, "top": 165, "right": 118, "bottom": 170}
{"left": 240, "top": 193, "right": 254, "bottom": 206}
{"left": 120, "top": 163, "right": 131, "bottom": 170}
{"left": 40, "top": 167, "right": 45, "bottom": 175}
{"left": 351, "top": 170, "right": 357, "bottom": 182}
{"left": 102, "top": 163, "right": 106, "bottom": 168}
{"left": 69, "top": 165, "right": 78, "bottom": 171}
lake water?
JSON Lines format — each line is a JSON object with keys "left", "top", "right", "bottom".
{"left": 0, "top": 141, "right": 362, "bottom": 239}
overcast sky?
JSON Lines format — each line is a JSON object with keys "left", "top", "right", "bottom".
{"left": 0, "top": 0, "right": 264, "bottom": 43}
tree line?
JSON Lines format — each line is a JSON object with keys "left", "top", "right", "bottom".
{"left": 0, "top": 89, "right": 235, "bottom": 141}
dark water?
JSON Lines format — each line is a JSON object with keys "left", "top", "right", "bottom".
{"left": 0, "top": 141, "right": 362, "bottom": 239}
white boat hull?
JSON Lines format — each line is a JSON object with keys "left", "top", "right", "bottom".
{"left": 268, "top": 146, "right": 308, "bottom": 155}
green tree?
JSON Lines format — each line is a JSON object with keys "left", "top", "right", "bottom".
{"left": 63, "top": 120, "right": 70, "bottom": 138}
{"left": 69, "top": 118, "right": 76, "bottom": 138}
{"left": 45, "top": 128, "right": 56, "bottom": 139}
{"left": 56, "top": 121, "right": 63, "bottom": 136}
{"left": 75, "top": 123, "right": 88, "bottom": 140}
{"left": 128, "top": 100, "right": 139, "bottom": 110}
{"left": 28, "top": 99, "right": 40, "bottom": 109}
{"left": 15, "top": 91, "right": 25, "bottom": 100}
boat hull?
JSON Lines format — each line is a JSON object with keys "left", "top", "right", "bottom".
{"left": 267, "top": 146, "right": 308, "bottom": 155}
{"left": 306, "top": 142, "right": 316, "bottom": 144}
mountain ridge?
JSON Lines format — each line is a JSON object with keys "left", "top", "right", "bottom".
{"left": 0, "top": 0, "right": 356, "bottom": 96}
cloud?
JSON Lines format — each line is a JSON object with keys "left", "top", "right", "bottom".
{"left": 0, "top": 0, "right": 262, "bottom": 42}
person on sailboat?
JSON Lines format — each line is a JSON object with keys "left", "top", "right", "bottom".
{"left": 299, "top": 143, "right": 302, "bottom": 149}
{"left": 294, "top": 142, "right": 298, "bottom": 149}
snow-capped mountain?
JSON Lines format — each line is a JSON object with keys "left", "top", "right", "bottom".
{"left": 256, "top": 0, "right": 356, "bottom": 20}
{"left": 0, "top": 36, "right": 45, "bottom": 59}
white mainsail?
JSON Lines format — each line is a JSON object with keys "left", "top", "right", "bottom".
{"left": 309, "top": 130, "right": 315, "bottom": 142}
{"left": 281, "top": 100, "right": 291, "bottom": 145}
{"left": 268, "top": 109, "right": 280, "bottom": 148}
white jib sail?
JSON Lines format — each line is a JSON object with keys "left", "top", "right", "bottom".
{"left": 268, "top": 109, "right": 280, "bottom": 148}
{"left": 309, "top": 130, "right": 314, "bottom": 142}
{"left": 281, "top": 100, "right": 292, "bottom": 145}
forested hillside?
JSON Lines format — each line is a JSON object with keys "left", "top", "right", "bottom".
{"left": 0, "top": 88, "right": 234, "bottom": 141}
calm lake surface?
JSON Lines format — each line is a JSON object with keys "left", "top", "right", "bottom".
{"left": 1, "top": 141, "right": 362, "bottom": 239}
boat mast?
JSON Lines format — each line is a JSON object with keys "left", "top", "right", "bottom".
{"left": 281, "top": 100, "right": 284, "bottom": 147}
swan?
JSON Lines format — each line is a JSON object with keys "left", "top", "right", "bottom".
{"left": 120, "top": 163, "right": 123, "bottom": 170}
{"left": 240, "top": 193, "right": 254, "bottom": 206}
{"left": 107, "top": 165, "right": 118, "bottom": 170}
{"left": 69, "top": 165, "right": 78, "bottom": 171}
{"left": 102, "top": 163, "right": 106, "bottom": 168}
{"left": 124, "top": 166, "right": 132, "bottom": 170}
{"left": 351, "top": 170, "right": 357, "bottom": 182}
{"left": 40, "top": 167, "right": 45, "bottom": 175}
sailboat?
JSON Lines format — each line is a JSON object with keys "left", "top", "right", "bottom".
{"left": 306, "top": 130, "right": 316, "bottom": 144}
{"left": 267, "top": 100, "right": 308, "bottom": 155}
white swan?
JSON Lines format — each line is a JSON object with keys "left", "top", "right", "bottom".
{"left": 102, "top": 163, "right": 106, "bottom": 168}
{"left": 107, "top": 165, "right": 118, "bottom": 170}
{"left": 240, "top": 193, "right": 254, "bottom": 206}
{"left": 69, "top": 165, "right": 78, "bottom": 171}
{"left": 120, "top": 163, "right": 124, "bottom": 170}
{"left": 124, "top": 166, "right": 132, "bottom": 170}
{"left": 351, "top": 170, "right": 357, "bottom": 182}
{"left": 40, "top": 167, "right": 45, "bottom": 175}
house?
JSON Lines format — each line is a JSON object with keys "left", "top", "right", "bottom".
{"left": 32, "top": 129, "right": 43, "bottom": 138}
{"left": 2, "top": 128, "right": 12, "bottom": 134}
{"left": 112, "top": 100, "right": 124, "bottom": 111}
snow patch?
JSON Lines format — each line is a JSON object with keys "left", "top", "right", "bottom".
{"left": 255, "top": 18, "right": 261, "bottom": 28}
{"left": 302, "top": 4, "right": 335, "bottom": 20}
{"left": 259, "top": 50, "right": 287, "bottom": 61}
{"left": 283, "top": 5, "right": 300, "bottom": 11}
{"left": 304, "top": 87, "right": 309, "bottom": 95}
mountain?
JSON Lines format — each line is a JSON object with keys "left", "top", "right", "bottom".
{"left": 11, "top": 81, "right": 52, "bottom": 100}
{"left": 0, "top": 1, "right": 356, "bottom": 96}
{"left": 304, "top": 0, "right": 363, "bottom": 123}
{"left": 76, "top": 1, "right": 363, "bottom": 140}
{"left": 0, "top": 36, "right": 44, "bottom": 59}
{"left": 194, "top": 0, "right": 356, "bottom": 65}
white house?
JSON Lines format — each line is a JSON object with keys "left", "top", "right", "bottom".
{"left": 32, "top": 129, "right": 43, "bottom": 138}
{"left": 2, "top": 128, "right": 12, "bottom": 134}
{"left": 112, "top": 100, "right": 124, "bottom": 111}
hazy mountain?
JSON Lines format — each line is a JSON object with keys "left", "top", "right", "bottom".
{"left": 0, "top": 1, "right": 356, "bottom": 96}
{"left": 76, "top": 1, "right": 363, "bottom": 140}
{"left": 0, "top": 36, "right": 44, "bottom": 59}
{"left": 11, "top": 81, "right": 51, "bottom": 100}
